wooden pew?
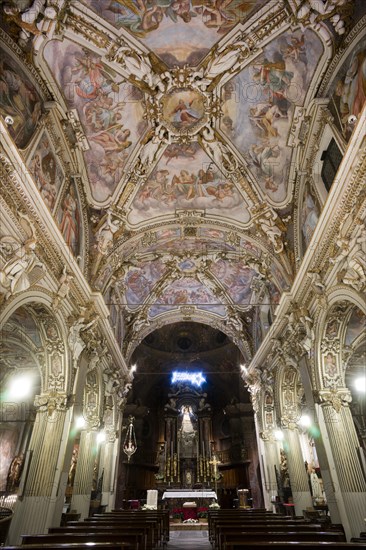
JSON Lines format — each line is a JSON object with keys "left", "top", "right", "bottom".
{"left": 21, "top": 532, "right": 144, "bottom": 550}
{"left": 99, "top": 510, "right": 170, "bottom": 543}
{"left": 219, "top": 530, "right": 346, "bottom": 550}
{"left": 78, "top": 514, "right": 165, "bottom": 545}
{"left": 48, "top": 523, "right": 155, "bottom": 550}
{"left": 4, "top": 544, "right": 132, "bottom": 550}
{"left": 224, "top": 543, "right": 363, "bottom": 550}
{"left": 90, "top": 510, "right": 169, "bottom": 544}
{"left": 213, "top": 521, "right": 324, "bottom": 546}
{"left": 208, "top": 514, "right": 310, "bottom": 543}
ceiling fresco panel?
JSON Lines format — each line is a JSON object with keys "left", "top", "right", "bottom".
{"left": 43, "top": 39, "right": 148, "bottom": 202}
{"left": 209, "top": 258, "right": 257, "bottom": 305}
{"left": 128, "top": 142, "right": 250, "bottom": 225}
{"left": 82, "top": 0, "right": 266, "bottom": 68}
{"left": 221, "top": 28, "right": 324, "bottom": 204}
{"left": 148, "top": 276, "right": 227, "bottom": 318}
{"left": 124, "top": 259, "right": 168, "bottom": 309}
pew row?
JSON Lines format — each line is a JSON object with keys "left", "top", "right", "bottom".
{"left": 4, "top": 544, "right": 132, "bottom": 550}
{"left": 21, "top": 532, "right": 145, "bottom": 549}
{"left": 224, "top": 543, "right": 364, "bottom": 550}
{"left": 90, "top": 510, "right": 169, "bottom": 542}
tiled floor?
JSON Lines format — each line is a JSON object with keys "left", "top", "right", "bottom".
{"left": 166, "top": 529, "right": 211, "bottom": 549}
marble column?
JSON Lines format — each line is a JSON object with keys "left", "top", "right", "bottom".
{"left": 320, "top": 393, "right": 366, "bottom": 540}
{"left": 283, "top": 427, "right": 313, "bottom": 516}
{"left": 7, "top": 393, "right": 69, "bottom": 545}
{"left": 71, "top": 428, "right": 98, "bottom": 519}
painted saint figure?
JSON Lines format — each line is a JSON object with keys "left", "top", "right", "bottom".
{"left": 59, "top": 186, "right": 79, "bottom": 255}
{"left": 171, "top": 99, "right": 201, "bottom": 125}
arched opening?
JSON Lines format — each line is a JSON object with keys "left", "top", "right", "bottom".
{"left": 115, "top": 321, "right": 262, "bottom": 511}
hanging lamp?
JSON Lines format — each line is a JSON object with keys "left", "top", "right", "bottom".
{"left": 123, "top": 415, "right": 137, "bottom": 462}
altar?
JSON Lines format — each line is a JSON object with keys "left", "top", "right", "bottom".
{"left": 162, "top": 490, "right": 217, "bottom": 500}
{"left": 162, "top": 489, "right": 217, "bottom": 519}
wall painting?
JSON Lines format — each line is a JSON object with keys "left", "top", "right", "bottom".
{"left": 328, "top": 38, "right": 366, "bottom": 142}
{"left": 57, "top": 180, "right": 82, "bottom": 258}
{"left": 0, "top": 48, "right": 43, "bottom": 149}
{"left": 28, "top": 130, "right": 65, "bottom": 213}
{"left": 300, "top": 182, "right": 320, "bottom": 253}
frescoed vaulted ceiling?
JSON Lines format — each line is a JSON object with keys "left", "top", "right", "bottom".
{"left": 1, "top": 0, "right": 365, "bottom": 363}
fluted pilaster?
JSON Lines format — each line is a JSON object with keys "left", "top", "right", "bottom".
{"left": 7, "top": 395, "right": 69, "bottom": 544}
{"left": 321, "top": 402, "right": 366, "bottom": 538}
{"left": 71, "top": 429, "right": 98, "bottom": 519}
{"left": 26, "top": 409, "right": 67, "bottom": 496}
{"left": 283, "top": 428, "right": 313, "bottom": 515}
{"left": 261, "top": 438, "right": 280, "bottom": 509}
{"left": 100, "top": 435, "right": 118, "bottom": 510}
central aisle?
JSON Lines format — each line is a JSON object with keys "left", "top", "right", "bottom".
{"left": 167, "top": 529, "right": 211, "bottom": 549}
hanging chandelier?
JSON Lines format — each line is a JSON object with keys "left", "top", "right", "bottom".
{"left": 123, "top": 415, "right": 137, "bottom": 462}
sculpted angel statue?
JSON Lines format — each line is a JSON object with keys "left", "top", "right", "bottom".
{"left": 68, "top": 314, "right": 98, "bottom": 365}
{"left": 0, "top": 236, "right": 44, "bottom": 299}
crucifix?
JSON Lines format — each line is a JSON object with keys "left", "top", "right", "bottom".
{"left": 209, "top": 454, "right": 221, "bottom": 495}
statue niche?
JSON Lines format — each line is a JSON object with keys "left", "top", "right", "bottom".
{"left": 159, "top": 384, "right": 214, "bottom": 488}
{"left": 179, "top": 405, "right": 197, "bottom": 459}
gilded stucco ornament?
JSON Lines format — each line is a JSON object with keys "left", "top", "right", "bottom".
{"left": 204, "top": 37, "right": 253, "bottom": 84}
{"left": 91, "top": 210, "right": 123, "bottom": 278}
{"left": 330, "top": 220, "right": 366, "bottom": 292}
{"left": 63, "top": 109, "right": 89, "bottom": 152}
{"left": 34, "top": 391, "right": 68, "bottom": 415}
{"left": 306, "top": 270, "right": 325, "bottom": 294}
{"left": 53, "top": 265, "right": 73, "bottom": 311}
{"left": 295, "top": 0, "right": 354, "bottom": 35}
{"left": 285, "top": 304, "right": 315, "bottom": 356}
{"left": 200, "top": 124, "right": 238, "bottom": 175}
{"left": 68, "top": 313, "right": 98, "bottom": 367}
{"left": 251, "top": 204, "right": 286, "bottom": 254}
{"left": 0, "top": 234, "right": 45, "bottom": 302}
{"left": 2, "top": 0, "right": 61, "bottom": 49}
{"left": 316, "top": 388, "right": 352, "bottom": 413}
{"left": 243, "top": 368, "right": 261, "bottom": 413}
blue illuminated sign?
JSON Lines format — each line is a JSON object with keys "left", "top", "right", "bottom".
{"left": 171, "top": 371, "right": 206, "bottom": 387}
